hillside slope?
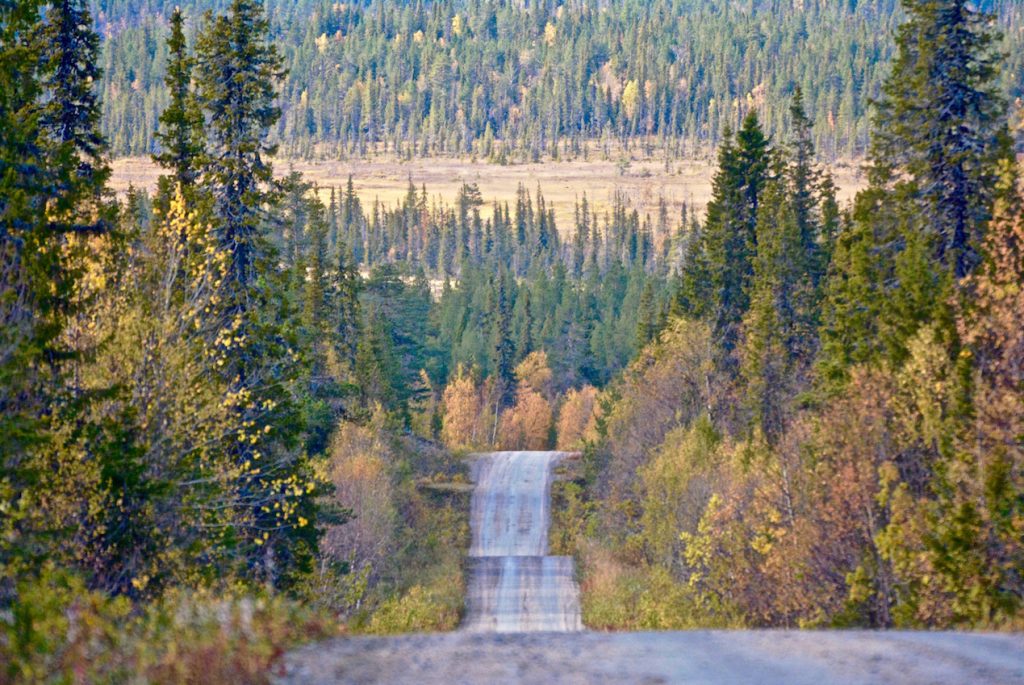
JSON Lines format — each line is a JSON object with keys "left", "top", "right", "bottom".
{"left": 96, "top": 0, "right": 1024, "bottom": 159}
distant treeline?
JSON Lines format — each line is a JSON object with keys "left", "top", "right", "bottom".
{"left": 97, "top": 0, "right": 1024, "bottom": 160}
{"left": 278, "top": 175, "right": 682, "bottom": 397}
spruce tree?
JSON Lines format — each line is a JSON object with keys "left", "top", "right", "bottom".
{"left": 342, "top": 175, "right": 362, "bottom": 262}
{"left": 740, "top": 175, "right": 815, "bottom": 442}
{"left": 1, "top": 0, "right": 57, "bottom": 590}
{"left": 303, "top": 197, "right": 329, "bottom": 335}
{"left": 154, "top": 7, "right": 205, "bottom": 190}
{"left": 513, "top": 286, "right": 535, "bottom": 361}
{"left": 195, "top": 0, "right": 284, "bottom": 291}
{"left": 679, "top": 113, "right": 771, "bottom": 357}
{"left": 327, "top": 186, "right": 339, "bottom": 254}
{"left": 815, "top": 184, "right": 894, "bottom": 389}
{"left": 636, "top": 281, "right": 657, "bottom": 348}
{"left": 334, "top": 242, "right": 361, "bottom": 375}
{"left": 355, "top": 305, "right": 400, "bottom": 413}
{"left": 43, "top": 0, "right": 110, "bottom": 209}
{"left": 819, "top": 0, "right": 1011, "bottom": 386}
{"left": 872, "top": 0, "right": 1011, "bottom": 279}
{"left": 490, "top": 269, "right": 515, "bottom": 410}
{"left": 192, "top": 0, "right": 313, "bottom": 587}
{"left": 787, "top": 88, "right": 827, "bottom": 288}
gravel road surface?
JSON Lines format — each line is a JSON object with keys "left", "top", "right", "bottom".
{"left": 463, "top": 451, "right": 582, "bottom": 632}
{"left": 277, "top": 451, "right": 1024, "bottom": 684}
{"left": 278, "top": 629, "right": 1024, "bottom": 684}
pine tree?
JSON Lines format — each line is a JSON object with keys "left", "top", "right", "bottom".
{"left": 154, "top": 7, "right": 205, "bottom": 189}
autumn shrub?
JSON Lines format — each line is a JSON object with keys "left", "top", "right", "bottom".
{"left": 323, "top": 416, "right": 398, "bottom": 585}
{"left": 440, "top": 365, "right": 489, "bottom": 451}
{"left": 1, "top": 568, "right": 338, "bottom": 685}
{"left": 555, "top": 385, "right": 599, "bottom": 450}
{"left": 497, "top": 386, "right": 553, "bottom": 450}
{"left": 638, "top": 416, "right": 722, "bottom": 571}
{"left": 548, "top": 481, "right": 594, "bottom": 556}
{"left": 311, "top": 410, "right": 470, "bottom": 634}
{"left": 359, "top": 496, "right": 468, "bottom": 634}
{"left": 363, "top": 571, "right": 464, "bottom": 635}
{"left": 576, "top": 542, "right": 728, "bottom": 631}
{"left": 596, "top": 318, "right": 717, "bottom": 510}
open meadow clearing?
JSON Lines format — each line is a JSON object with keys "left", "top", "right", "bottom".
{"left": 112, "top": 155, "right": 867, "bottom": 228}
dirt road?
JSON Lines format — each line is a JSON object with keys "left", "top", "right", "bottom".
{"left": 462, "top": 451, "right": 582, "bottom": 632}
{"left": 277, "top": 451, "right": 1024, "bottom": 684}
{"left": 278, "top": 629, "right": 1024, "bottom": 684}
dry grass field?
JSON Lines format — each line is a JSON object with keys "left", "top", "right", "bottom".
{"left": 111, "top": 156, "right": 867, "bottom": 229}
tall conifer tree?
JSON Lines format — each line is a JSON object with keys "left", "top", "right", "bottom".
{"left": 43, "top": 0, "right": 109, "bottom": 209}
{"left": 872, "top": 0, "right": 1011, "bottom": 279}
{"left": 679, "top": 112, "right": 771, "bottom": 358}
{"left": 195, "top": 0, "right": 284, "bottom": 291}
{"left": 154, "top": 7, "right": 205, "bottom": 190}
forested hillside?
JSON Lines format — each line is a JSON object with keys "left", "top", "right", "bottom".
{"left": 97, "top": 0, "right": 1024, "bottom": 160}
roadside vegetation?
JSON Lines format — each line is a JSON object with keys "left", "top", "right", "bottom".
{"left": 550, "top": 1, "right": 1024, "bottom": 631}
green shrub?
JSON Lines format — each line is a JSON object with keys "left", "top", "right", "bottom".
{"left": 364, "top": 575, "right": 464, "bottom": 635}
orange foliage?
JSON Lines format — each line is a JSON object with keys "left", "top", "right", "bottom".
{"left": 959, "top": 186, "right": 1024, "bottom": 468}
{"left": 556, "top": 385, "right": 599, "bottom": 450}
{"left": 497, "top": 386, "right": 553, "bottom": 450}
{"left": 440, "top": 365, "right": 486, "bottom": 451}
{"left": 324, "top": 418, "right": 396, "bottom": 575}
{"left": 515, "top": 350, "right": 554, "bottom": 399}
{"left": 677, "top": 368, "right": 900, "bottom": 627}
{"left": 600, "top": 318, "right": 716, "bottom": 504}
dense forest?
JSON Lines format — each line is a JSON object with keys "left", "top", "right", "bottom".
{"left": 97, "top": 0, "right": 1024, "bottom": 160}
{"left": 2, "top": 0, "right": 1024, "bottom": 681}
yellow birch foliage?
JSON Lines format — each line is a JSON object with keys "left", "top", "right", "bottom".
{"left": 497, "top": 352, "right": 555, "bottom": 450}
{"left": 324, "top": 417, "right": 396, "bottom": 577}
{"left": 515, "top": 350, "right": 554, "bottom": 399}
{"left": 556, "top": 385, "right": 598, "bottom": 450}
{"left": 440, "top": 365, "right": 486, "bottom": 451}
{"left": 497, "top": 386, "right": 553, "bottom": 450}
